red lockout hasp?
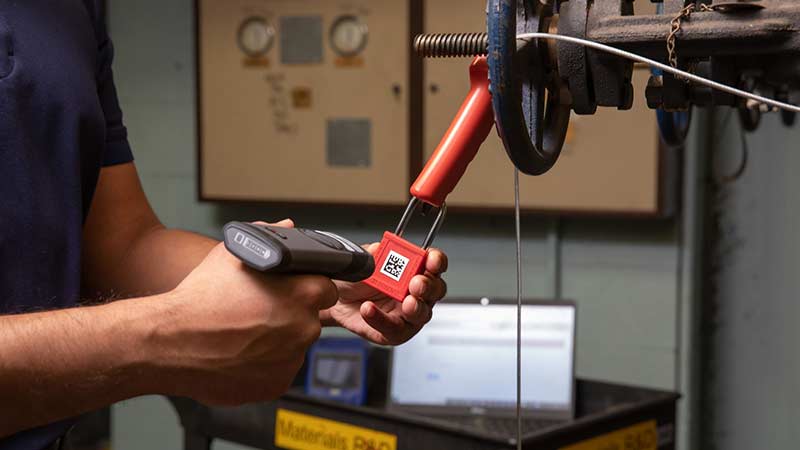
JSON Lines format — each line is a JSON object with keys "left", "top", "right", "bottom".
{"left": 364, "top": 57, "right": 495, "bottom": 302}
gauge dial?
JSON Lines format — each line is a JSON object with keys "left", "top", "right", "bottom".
{"left": 238, "top": 17, "right": 275, "bottom": 57}
{"left": 330, "top": 15, "right": 368, "bottom": 57}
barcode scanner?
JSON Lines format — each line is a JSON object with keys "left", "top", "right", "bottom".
{"left": 223, "top": 222, "right": 375, "bottom": 282}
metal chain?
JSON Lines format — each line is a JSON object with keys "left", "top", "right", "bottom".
{"left": 667, "top": 3, "right": 714, "bottom": 77}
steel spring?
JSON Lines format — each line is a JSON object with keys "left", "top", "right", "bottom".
{"left": 413, "top": 33, "right": 489, "bottom": 58}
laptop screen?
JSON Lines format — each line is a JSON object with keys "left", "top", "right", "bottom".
{"left": 390, "top": 299, "right": 576, "bottom": 419}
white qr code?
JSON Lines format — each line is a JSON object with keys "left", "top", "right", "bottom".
{"left": 380, "top": 251, "right": 410, "bottom": 281}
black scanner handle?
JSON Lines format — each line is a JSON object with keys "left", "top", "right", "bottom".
{"left": 223, "top": 222, "right": 375, "bottom": 282}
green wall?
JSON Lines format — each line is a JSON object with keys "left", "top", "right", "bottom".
{"left": 703, "top": 113, "right": 800, "bottom": 450}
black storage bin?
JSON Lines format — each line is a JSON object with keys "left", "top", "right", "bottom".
{"left": 169, "top": 379, "right": 679, "bottom": 450}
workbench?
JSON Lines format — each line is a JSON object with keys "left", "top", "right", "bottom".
{"left": 169, "top": 380, "right": 679, "bottom": 450}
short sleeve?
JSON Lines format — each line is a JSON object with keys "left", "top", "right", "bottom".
{"left": 92, "top": 7, "right": 134, "bottom": 167}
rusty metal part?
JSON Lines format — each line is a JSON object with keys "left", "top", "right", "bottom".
{"left": 585, "top": 0, "right": 634, "bottom": 109}
{"left": 708, "top": 56, "right": 738, "bottom": 106}
{"left": 737, "top": 77, "right": 762, "bottom": 132}
{"left": 415, "top": 0, "right": 800, "bottom": 174}
{"left": 413, "top": 33, "right": 488, "bottom": 58}
{"left": 557, "top": 0, "right": 596, "bottom": 115}
{"left": 416, "top": 1, "right": 800, "bottom": 109}
{"left": 713, "top": 1, "right": 766, "bottom": 13}
{"left": 591, "top": 0, "right": 800, "bottom": 111}
{"left": 646, "top": 74, "right": 664, "bottom": 109}
{"left": 661, "top": 0, "right": 707, "bottom": 110}
{"left": 778, "top": 89, "right": 798, "bottom": 126}
{"left": 667, "top": 4, "right": 714, "bottom": 73}
{"left": 587, "top": 3, "right": 800, "bottom": 59}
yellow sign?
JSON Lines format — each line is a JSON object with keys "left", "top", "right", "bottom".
{"left": 275, "top": 409, "right": 397, "bottom": 450}
{"left": 560, "top": 420, "right": 659, "bottom": 450}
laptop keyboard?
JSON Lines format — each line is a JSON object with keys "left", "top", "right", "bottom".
{"left": 435, "top": 415, "right": 564, "bottom": 436}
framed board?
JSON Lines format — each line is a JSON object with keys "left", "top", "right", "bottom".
{"left": 197, "top": 0, "right": 420, "bottom": 206}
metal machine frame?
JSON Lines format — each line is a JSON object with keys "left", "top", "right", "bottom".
{"left": 416, "top": 0, "right": 800, "bottom": 175}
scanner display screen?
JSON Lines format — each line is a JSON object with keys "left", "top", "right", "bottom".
{"left": 313, "top": 353, "right": 361, "bottom": 389}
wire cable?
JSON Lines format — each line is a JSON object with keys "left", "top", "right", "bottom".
{"left": 514, "top": 168, "right": 523, "bottom": 450}
{"left": 723, "top": 124, "right": 750, "bottom": 183}
{"left": 515, "top": 33, "right": 800, "bottom": 114}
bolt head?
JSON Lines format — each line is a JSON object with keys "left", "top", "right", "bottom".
{"left": 619, "top": 82, "right": 635, "bottom": 111}
{"left": 646, "top": 75, "right": 664, "bottom": 110}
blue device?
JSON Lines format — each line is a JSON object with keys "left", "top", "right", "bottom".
{"left": 305, "top": 338, "right": 369, "bottom": 406}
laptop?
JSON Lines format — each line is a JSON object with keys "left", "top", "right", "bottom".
{"left": 388, "top": 298, "right": 577, "bottom": 437}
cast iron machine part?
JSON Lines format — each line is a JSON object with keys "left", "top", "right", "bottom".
{"left": 414, "top": 0, "right": 800, "bottom": 176}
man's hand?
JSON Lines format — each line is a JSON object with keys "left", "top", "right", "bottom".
{"left": 322, "top": 245, "right": 448, "bottom": 345}
{"left": 157, "top": 229, "right": 338, "bottom": 406}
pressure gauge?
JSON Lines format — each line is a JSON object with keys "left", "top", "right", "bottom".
{"left": 330, "top": 15, "right": 368, "bottom": 57}
{"left": 238, "top": 17, "right": 275, "bottom": 57}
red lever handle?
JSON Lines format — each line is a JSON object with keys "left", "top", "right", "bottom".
{"left": 410, "top": 57, "right": 495, "bottom": 208}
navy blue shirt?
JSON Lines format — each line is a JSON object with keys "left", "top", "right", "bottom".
{"left": 0, "top": 1, "right": 133, "bottom": 448}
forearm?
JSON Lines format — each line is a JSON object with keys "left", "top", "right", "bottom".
{"left": 81, "top": 163, "right": 218, "bottom": 298}
{"left": 125, "top": 229, "right": 346, "bottom": 328}
{"left": 0, "top": 294, "right": 174, "bottom": 437}
{"left": 98, "top": 226, "right": 217, "bottom": 297}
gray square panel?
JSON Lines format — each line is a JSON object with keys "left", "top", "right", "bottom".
{"left": 327, "top": 119, "right": 372, "bottom": 168}
{"left": 280, "top": 16, "right": 323, "bottom": 64}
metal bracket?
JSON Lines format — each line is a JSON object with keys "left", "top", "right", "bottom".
{"left": 586, "top": 0, "right": 634, "bottom": 109}
{"left": 558, "top": 0, "right": 597, "bottom": 114}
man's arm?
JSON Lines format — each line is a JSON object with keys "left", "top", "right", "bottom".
{"left": 0, "top": 294, "right": 171, "bottom": 436}
{"left": 81, "top": 163, "right": 217, "bottom": 298}
{"left": 0, "top": 159, "right": 443, "bottom": 432}
{"left": 0, "top": 246, "right": 338, "bottom": 437}
{"left": 1, "top": 163, "right": 184, "bottom": 435}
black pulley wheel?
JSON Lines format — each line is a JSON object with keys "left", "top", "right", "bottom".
{"left": 487, "top": 0, "right": 571, "bottom": 176}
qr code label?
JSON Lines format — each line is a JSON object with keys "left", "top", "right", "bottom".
{"left": 380, "top": 251, "right": 410, "bottom": 281}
